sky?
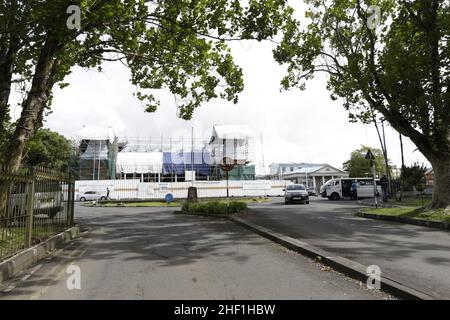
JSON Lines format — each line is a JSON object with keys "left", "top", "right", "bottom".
{"left": 9, "top": 11, "right": 430, "bottom": 175}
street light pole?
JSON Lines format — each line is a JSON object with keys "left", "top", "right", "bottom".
{"left": 381, "top": 119, "right": 391, "bottom": 197}
{"left": 365, "top": 149, "right": 378, "bottom": 208}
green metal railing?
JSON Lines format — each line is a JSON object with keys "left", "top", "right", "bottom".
{"left": 0, "top": 166, "right": 75, "bottom": 261}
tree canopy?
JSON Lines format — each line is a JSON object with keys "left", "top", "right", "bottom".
{"left": 342, "top": 145, "right": 389, "bottom": 177}
{"left": 24, "top": 128, "right": 74, "bottom": 171}
{"left": 273, "top": 0, "right": 449, "bottom": 209}
{"left": 0, "top": 0, "right": 295, "bottom": 170}
{"left": 400, "top": 161, "right": 428, "bottom": 192}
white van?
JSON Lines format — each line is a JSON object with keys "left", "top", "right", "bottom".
{"left": 321, "top": 178, "right": 382, "bottom": 200}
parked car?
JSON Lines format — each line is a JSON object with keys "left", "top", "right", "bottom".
{"left": 284, "top": 184, "right": 309, "bottom": 204}
{"left": 9, "top": 181, "right": 64, "bottom": 220}
{"left": 76, "top": 191, "right": 107, "bottom": 202}
{"left": 307, "top": 187, "right": 317, "bottom": 196}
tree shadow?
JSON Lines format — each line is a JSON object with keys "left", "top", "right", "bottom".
{"left": 244, "top": 204, "right": 450, "bottom": 298}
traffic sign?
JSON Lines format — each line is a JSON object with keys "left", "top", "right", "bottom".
{"left": 365, "top": 149, "right": 375, "bottom": 160}
{"left": 165, "top": 193, "right": 174, "bottom": 204}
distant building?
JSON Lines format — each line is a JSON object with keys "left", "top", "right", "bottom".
{"left": 390, "top": 165, "right": 401, "bottom": 179}
{"left": 425, "top": 168, "right": 434, "bottom": 186}
{"left": 75, "top": 124, "right": 256, "bottom": 181}
{"left": 209, "top": 125, "right": 256, "bottom": 180}
{"left": 75, "top": 126, "right": 118, "bottom": 180}
{"left": 269, "top": 162, "right": 349, "bottom": 192}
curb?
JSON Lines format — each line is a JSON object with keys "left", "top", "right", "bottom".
{"left": 0, "top": 225, "right": 80, "bottom": 285}
{"left": 357, "top": 211, "right": 450, "bottom": 231}
{"left": 229, "top": 216, "right": 437, "bottom": 300}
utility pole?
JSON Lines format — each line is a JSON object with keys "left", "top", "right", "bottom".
{"left": 92, "top": 140, "right": 96, "bottom": 180}
{"left": 365, "top": 149, "right": 378, "bottom": 208}
{"left": 191, "top": 126, "right": 194, "bottom": 187}
{"left": 399, "top": 133, "right": 405, "bottom": 201}
{"left": 381, "top": 119, "right": 391, "bottom": 197}
{"left": 98, "top": 140, "right": 101, "bottom": 180}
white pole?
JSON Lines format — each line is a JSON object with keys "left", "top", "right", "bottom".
{"left": 191, "top": 126, "right": 194, "bottom": 187}
{"left": 98, "top": 140, "right": 101, "bottom": 180}
{"left": 372, "top": 162, "right": 378, "bottom": 208}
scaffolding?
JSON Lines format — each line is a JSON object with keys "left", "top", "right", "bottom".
{"left": 74, "top": 125, "right": 256, "bottom": 181}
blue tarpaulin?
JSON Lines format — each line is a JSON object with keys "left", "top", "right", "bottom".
{"left": 163, "top": 152, "right": 211, "bottom": 175}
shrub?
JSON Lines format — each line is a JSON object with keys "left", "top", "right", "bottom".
{"left": 181, "top": 200, "right": 247, "bottom": 215}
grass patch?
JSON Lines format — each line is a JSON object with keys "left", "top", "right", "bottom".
{"left": 392, "top": 196, "right": 432, "bottom": 207}
{"left": 362, "top": 206, "right": 450, "bottom": 223}
{"left": 1, "top": 226, "right": 65, "bottom": 260}
{"left": 181, "top": 200, "right": 248, "bottom": 215}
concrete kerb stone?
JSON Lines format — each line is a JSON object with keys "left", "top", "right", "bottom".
{"left": 356, "top": 210, "right": 450, "bottom": 231}
{"left": 228, "top": 216, "right": 437, "bottom": 300}
{"left": 0, "top": 225, "right": 80, "bottom": 285}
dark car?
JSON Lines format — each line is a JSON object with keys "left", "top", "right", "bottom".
{"left": 284, "top": 184, "right": 309, "bottom": 204}
{"left": 307, "top": 187, "right": 317, "bottom": 196}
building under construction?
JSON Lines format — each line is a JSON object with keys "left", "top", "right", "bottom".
{"left": 74, "top": 125, "right": 255, "bottom": 182}
{"left": 75, "top": 126, "right": 118, "bottom": 180}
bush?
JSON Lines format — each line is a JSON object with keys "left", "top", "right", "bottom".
{"left": 181, "top": 200, "right": 247, "bottom": 215}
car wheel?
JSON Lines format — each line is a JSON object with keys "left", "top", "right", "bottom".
{"left": 284, "top": 200, "right": 289, "bottom": 205}
{"left": 331, "top": 193, "right": 340, "bottom": 201}
{"left": 79, "top": 197, "right": 86, "bottom": 202}
{"left": 100, "top": 196, "right": 107, "bottom": 200}
{"left": 306, "top": 201, "right": 310, "bottom": 204}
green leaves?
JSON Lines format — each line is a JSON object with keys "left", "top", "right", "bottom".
{"left": 343, "top": 145, "right": 390, "bottom": 177}
{"left": 274, "top": 0, "right": 449, "bottom": 159}
{"left": 25, "top": 129, "right": 73, "bottom": 171}
{"left": 1, "top": 0, "right": 295, "bottom": 123}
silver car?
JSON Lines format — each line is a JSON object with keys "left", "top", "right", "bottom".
{"left": 284, "top": 184, "right": 310, "bottom": 204}
{"left": 76, "top": 191, "right": 107, "bottom": 202}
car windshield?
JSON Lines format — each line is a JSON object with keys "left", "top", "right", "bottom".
{"left": 287, "top": 185, "right": 305, "bottom": 191}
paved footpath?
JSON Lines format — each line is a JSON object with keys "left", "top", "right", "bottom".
{"left": 244, "top": 198, "right": 450, "bottom": 299}
{"left": 0, "top": 205, "right": 390, "bottom": 300}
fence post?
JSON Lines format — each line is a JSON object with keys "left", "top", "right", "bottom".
{"left": 68, "top": 181, "right": 75, "bottom": 227}
{"left": 25, "top": 170, "right": 35, "bottom": 248}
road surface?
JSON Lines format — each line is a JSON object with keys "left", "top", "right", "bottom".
{"left": 0, "top": 204, "right": 390, "bottom": 300}
{"left": 244, "top": 197, "right": 450, "bottom": 299}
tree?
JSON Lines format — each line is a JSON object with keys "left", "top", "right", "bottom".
{"left": 0, "top": 0, "right": 295, "bottom": 219}
{"left": 0, "top": 0, "right": 294, "bottom": 171}
{"left": 342, "top": 145, "right": 389, "bottom": 177}
{"left": 23, "top": 128, "right": 73, "bottom": 171}
{"left": 401, "top": 162, "right": 427, "bottom": 192}
{"left": 273, "top": 0, "right": 449, "bottom": 209}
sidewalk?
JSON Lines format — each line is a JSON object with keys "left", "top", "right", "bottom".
{"left": 241, "top": 202, "right": 450, "bottom": 299}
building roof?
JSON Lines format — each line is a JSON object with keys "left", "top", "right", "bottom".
{"left": 282, "top": 164, "right": 348, "bottom": 176}
{"left": 270, "top": 162, "right": 326, "bottom": 168}
{"left": 291, "top": 165, "right": 325, "bottom": 174}
{"left": 210, "top": 125, "right": 253, "bottom": 141}
{"left": 75, "top": 126, "right": 116, "bottom": 141}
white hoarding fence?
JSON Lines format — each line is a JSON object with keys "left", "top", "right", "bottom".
{"left": 75, "top": 180, "right": 289, "bottom": 200}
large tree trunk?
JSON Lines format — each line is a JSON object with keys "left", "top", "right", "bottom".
{"left": 429, "top": 154, "right": 450, "bottom": 210}
{"left": 3, "top": 39, "right": 61, "bottom": 171}
{"left": 0, "top": 38, "right": 61, "bottom": 221}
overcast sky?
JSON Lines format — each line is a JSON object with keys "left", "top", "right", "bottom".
{"left": 10, "top": 20, "right": 429, "bottom": 175}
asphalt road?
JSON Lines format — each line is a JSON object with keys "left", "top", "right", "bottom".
{"left": 0, "top": 204, "right": 390, "bottom": 300}
{"left": 244, "top": 197, "right": 450, "bottom": 299}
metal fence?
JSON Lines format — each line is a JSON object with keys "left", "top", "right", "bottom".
{"left": 0, "top": 166, "right": 75, "bottom": 261}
